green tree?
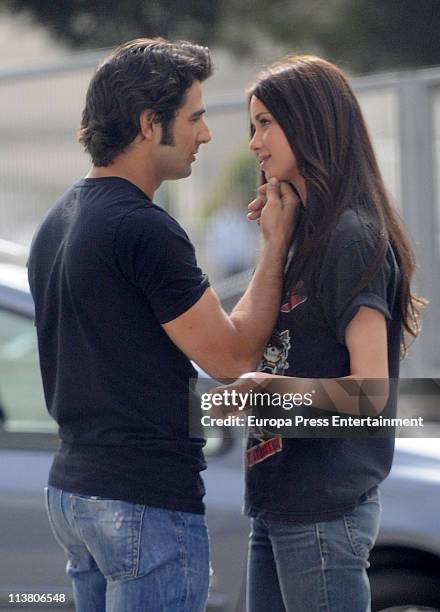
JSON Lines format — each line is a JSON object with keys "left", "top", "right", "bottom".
{"left": 2, "top": 0, "right": 440, "bottom": 73}
{"left": 1, "top": 0, "right": 225, "bottom": 49}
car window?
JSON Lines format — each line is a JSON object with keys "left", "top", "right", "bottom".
{"left": 0, "top": 308, "right": 54, "bottom": 433}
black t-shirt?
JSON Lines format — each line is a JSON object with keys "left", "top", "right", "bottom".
{"left": 245, "top": 209, "right": 402, "bottom": 523}
{"left": 28, "top": 177, "right": 210, "bottom": 514}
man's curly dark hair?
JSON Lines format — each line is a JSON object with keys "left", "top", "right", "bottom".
{"left": 78, "top": 38, "right": 213, "bottom": 166}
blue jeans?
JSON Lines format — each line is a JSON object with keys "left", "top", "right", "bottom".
{"left": 247, "top": 487, "right": 381, "bottom": 612}
{"left": 45, "top": 486, "right": 209, "bottom": 612}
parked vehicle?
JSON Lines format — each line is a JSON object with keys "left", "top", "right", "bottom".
{"left": 0, "top": 260, "right": 439, "bottom": 611}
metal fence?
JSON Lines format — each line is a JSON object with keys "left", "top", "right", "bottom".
{"left": 0, "top": 52, "right": 438, "bottom": 377}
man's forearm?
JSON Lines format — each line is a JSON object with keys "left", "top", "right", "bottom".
{"left": 229, "top": 240, "right": 289, "bottom": 368}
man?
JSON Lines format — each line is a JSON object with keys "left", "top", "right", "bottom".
{"left": 28, "top": 38, "right": 298, "bottom": 611}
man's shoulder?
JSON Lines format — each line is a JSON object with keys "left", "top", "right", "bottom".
{"left": 45, "top": 182, "right": 79, "bottom": 213}
{"left": 51, "top": 177, "right": 181, "bottom": 235}
{"left": 117, "top": 202, "right": 185, "bottom": 238}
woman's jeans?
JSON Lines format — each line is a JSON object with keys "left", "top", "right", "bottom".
{"left": 45, "top": 486, "right": 209, "bottom": 612}
{"left": 247, "top": 487, "right": 381, "bottom": 612}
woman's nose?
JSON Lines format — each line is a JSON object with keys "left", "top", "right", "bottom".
{"left": 249, "top": 131, "right": 261, "bottom": 151}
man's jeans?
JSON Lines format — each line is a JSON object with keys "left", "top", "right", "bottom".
{"left": 45, "top": 486, "right": 209, "bottom": 612}
{"left": 247, "top": 487, "right": 381, "bottom": 612}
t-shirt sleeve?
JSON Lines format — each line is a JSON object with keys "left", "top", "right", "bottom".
{"left": 317, "top": 225, "right": 392, "bottom": 345}
{"left": 114, "top": 206, "right": 210, "bottom": 323}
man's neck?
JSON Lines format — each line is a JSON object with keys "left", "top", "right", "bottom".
{"left": 86, "top": 162, "right": 157, "bottom": 200}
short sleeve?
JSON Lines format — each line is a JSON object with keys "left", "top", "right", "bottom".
{"left": 114, "top": 206, "right": 209, "bottom": 323}
{"left": 317, "top": 216, "right": 392, "bottom": 345}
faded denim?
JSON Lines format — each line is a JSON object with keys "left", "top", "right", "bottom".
{"left": 247, "top": 487, "right": 381, "bottom": 612}
{"left": 45, "top": 486, "right": 209, "bottom": 612}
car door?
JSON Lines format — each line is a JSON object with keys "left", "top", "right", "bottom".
{"left": 0, "top": 300, "right": 74, "bottom": 609}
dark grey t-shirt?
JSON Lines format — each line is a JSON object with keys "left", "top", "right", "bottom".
{"left": 245, "top": 209, "right": 402, "bottom": 523}
{"left": 28, "top": 177, "right": 209, "bottom": 514}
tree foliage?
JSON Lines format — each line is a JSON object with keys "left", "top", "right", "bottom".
{"left": 3, "top": 0, "right": 440, "bottom": 73}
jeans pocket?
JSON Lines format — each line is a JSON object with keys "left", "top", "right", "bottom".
{"left": 136, "top": 507, "right": 210, "bottom": 611}
{"left": 45, "top": 487, "right": 64, "bottom": 548}
{"left": 343, "top": 489, "right": 381, "bottom": 560}
{"left": 71, "top": 495, "right": 145, "bottom": 581}
{"left": 45, "top": 487, "right": 88, "bottom": 572}
{"left": 362, "top": 485, "right": 381, "bottom": 504}
{"left": 44, "top": 487, "right": 70, "bottom": 552}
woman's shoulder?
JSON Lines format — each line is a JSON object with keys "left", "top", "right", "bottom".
{"left": 334, "top": 208, "right": 376, "bottom": 237}
{"left": 329, "top": 208, "right": 380, "bottom": 252}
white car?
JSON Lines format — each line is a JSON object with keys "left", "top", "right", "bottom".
{"left": 0, "top": 260, "right": 439, "bottom": 611}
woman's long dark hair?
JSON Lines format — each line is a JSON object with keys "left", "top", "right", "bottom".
{"left": 248, "top": 55, "right": 426, "bottom": 357}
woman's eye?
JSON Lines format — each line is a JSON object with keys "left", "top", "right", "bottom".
{"left": 260, "top": 118, "right": 270, "bottom": 127}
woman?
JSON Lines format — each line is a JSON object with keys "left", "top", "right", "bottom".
{"left": 234, "top": 56, "right": 425, "bottom": 612}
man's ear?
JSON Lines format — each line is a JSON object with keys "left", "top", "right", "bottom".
{"left": 139, "top": 110, "right": 161, "bottom": 141}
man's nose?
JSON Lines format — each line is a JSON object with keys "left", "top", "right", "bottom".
{"left": 199, "top": 119, "right": 212, "bottom": 144}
